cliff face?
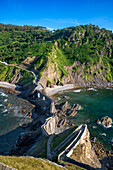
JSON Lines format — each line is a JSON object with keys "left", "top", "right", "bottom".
{"left": 39, "top": 63, "right": 61, "bottom": 88}
{"left": 71, "top": 127, "right": 101, "bottom": 169}
{"left": 39, "top": 58, "right": 113, "bottom": 88}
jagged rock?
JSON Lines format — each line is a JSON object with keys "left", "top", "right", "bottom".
{"left": 7, "top": 103, "right": 13, "bottom": 107}
{"left": 16, "top": 130, "right": 42, "bottom": 147}
{"left": 22, "top": 110, "right": 26, "bottom": 113}
{"left": 71, "top": 104, "right": 81, "bottom": 110}
{"left": 55, "top": 102, "right": 81, "bottom": 117}
{"left": 57, "top": 119, "right": 67, "bottom": 127}
{"left": 50, "top": 102, "right": 57, "bottom": 113}
{"left": 61, "top": 101, "right": 71, "bottom": 111}
{"left": 57, "top": 110, "right": 66, "bottom": 117}
{"left": 91, "top": 137, "right": 97, "bottom": 142}
{"left": 67, "top": 109, "right": 77, "bottom": 117}
{"left": 72, "top": 127, "right": 101, "bottom": 169}
{"left": 66, "top": 104, "right": 81, "bottom": 117}
{"left": 101, "top": 116, "right": 112, "bottom": 127}
{"left": 55, "top": 101, "right": 71, "bottom": 111}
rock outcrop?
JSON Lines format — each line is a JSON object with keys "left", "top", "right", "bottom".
{"left": 10, "top": 130, "right": 42, "bottom": 156}
{"left": 70, "top": 127, "right": 101, "bottom": 169}
{"left": 97, "top": 116, "right": 112, "bottom": 128}
{"left": 101, "top": 116, "right": 112, "bottom": 127}
{"left": 0, "top": 162, "right": 16, "bottom": 170}
{"left": 56, "top": 101, "right": 81, "bottom": 117}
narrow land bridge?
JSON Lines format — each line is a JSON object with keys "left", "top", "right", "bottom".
{"left": 47, "top": 124, "right": 95, "bottom": 170}
{"left": 0, "top": 61, "right": 98, "bottom": 169}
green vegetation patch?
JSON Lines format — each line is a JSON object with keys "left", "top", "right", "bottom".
{"left": 0, "top": 23, "right": 113, "bottom": 84}
{"left": 0, "top": 156, "right": 63, "bottom": 170}
{"left": 33, "top": 136, "right": 48, "bottom": 158}
{"left": 0, "top": 64, "right": 34, "bottom": 88}
{"left": 51, "top": 126, "right": 77, "bottom": 151}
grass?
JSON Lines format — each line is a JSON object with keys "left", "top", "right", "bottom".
{"left": 59, "top": 160, "right": 85, "bottom": 170}
{"left": 0, "top": 64, "right": 35, "bottom": 88}
{"left": 0, "top": 156, "right": 64, "bottom": 170}
{"left": 0, "top": 156, "right": 85, "bottom": 170}
{"left": 56, "top": 133, "right": 78, "bottom": 156}
{"left": 33, "top": 136, "right": 48, "bottom": 158}
{"left": 70, "top": 144, "right": 82, "bottom": 161}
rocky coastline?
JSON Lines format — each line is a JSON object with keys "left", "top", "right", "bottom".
{"left": 0, "top": 81, "right": 113, "bottom": 169}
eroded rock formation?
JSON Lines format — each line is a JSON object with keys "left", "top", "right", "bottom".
{"left": 101, "top": 116, "right": 112, "bottom": 127}
{"left": 71, "top": 127, "right": 101, "bottom": 169}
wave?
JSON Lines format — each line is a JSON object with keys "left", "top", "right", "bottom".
{"left": 0, "top": 92, "right": 8, "bottom": 97}
{"left": 4, "top": 114, "right": 7, "bottom": 117}
{"left": 3, "top": 109, "right": 8, "bottom": 113}
{"left": 87, "top": 88, "right": 97, "bottom": 91}
{"left": 73, "top": 89, "right": 82, "bottom": 93}
{"left": 58, "top": 97, "right": 61, "bottom": 100}
{"left": 106, "top": 87, "right": 113, "bottom": 90}
{"left": 0, "top": 104, "right": 3, "bottom": 106}
{"left": 4, "top": 99, "right": 8, "bottom": 102}
{"left": 100, "top": 133, "right": 107, "bottom": 136}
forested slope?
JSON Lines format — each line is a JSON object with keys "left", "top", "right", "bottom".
{"left": 0, "top": 23, "right": 113, "bottom": 88}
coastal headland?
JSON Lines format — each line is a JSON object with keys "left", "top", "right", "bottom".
{"left": 0, "top": 23, "right": 113, "bottom": 169}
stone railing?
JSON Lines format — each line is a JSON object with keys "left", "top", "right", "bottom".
{"left": 58, "top": 124, "right": 96, "bottom": 170}
{"left": 58, "top": 124, "right": 87, "bottom": 160}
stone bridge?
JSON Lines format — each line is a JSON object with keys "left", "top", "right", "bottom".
{"left": 58, "top": 124, "right": 96, "bottom": 170}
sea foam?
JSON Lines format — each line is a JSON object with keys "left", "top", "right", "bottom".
{"left": 73, "top": 89, "right": 82, "bottom": 93}
{"left": 0, "top": 92, "right": 8, "bottom": 97}
{"left": 4, "top": 99, "right": 8, "bottom": 102}
{"left": 87, "top": 88, "right": 97, "bottom": 91}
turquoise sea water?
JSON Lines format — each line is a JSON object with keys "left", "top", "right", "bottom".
{"left": 56, "top": 88, "right": 113, "bottom": 149}
{"left": 0, "top": 88, "right": 32, "bottom": 155}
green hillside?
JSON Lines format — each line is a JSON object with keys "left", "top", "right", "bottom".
{"left": 0, "top": 156, "right": 83, "bottom": 170}
{"left": 0, "top": 23, "right": 113, "bottom": 87}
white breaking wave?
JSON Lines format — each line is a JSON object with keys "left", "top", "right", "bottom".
{"left": 87, "top": 88, "right": 97, "bottom": 91}
{"left": 106, "top": 87, "right": 113, "bottom": 90}
{"left": 3, "top": 109, "right": 8, "bottom": 113}
{"left": 73, "top": 89, "right": 82, "bottom": 93}
{"left": 100, "top": 133, "right": 107, "bottom": 136}
{"left": 0, "top": 92, "right": 8, "bottom": 97}
{"left": 4, "top": 99, "right": 8, "bottom": 102}
{"left": 58, "top": 97, "right": 61, "bottom": 100}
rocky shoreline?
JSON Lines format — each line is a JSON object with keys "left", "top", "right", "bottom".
{"left": 0, "top": 82, "right": 113, "bottom": 169}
